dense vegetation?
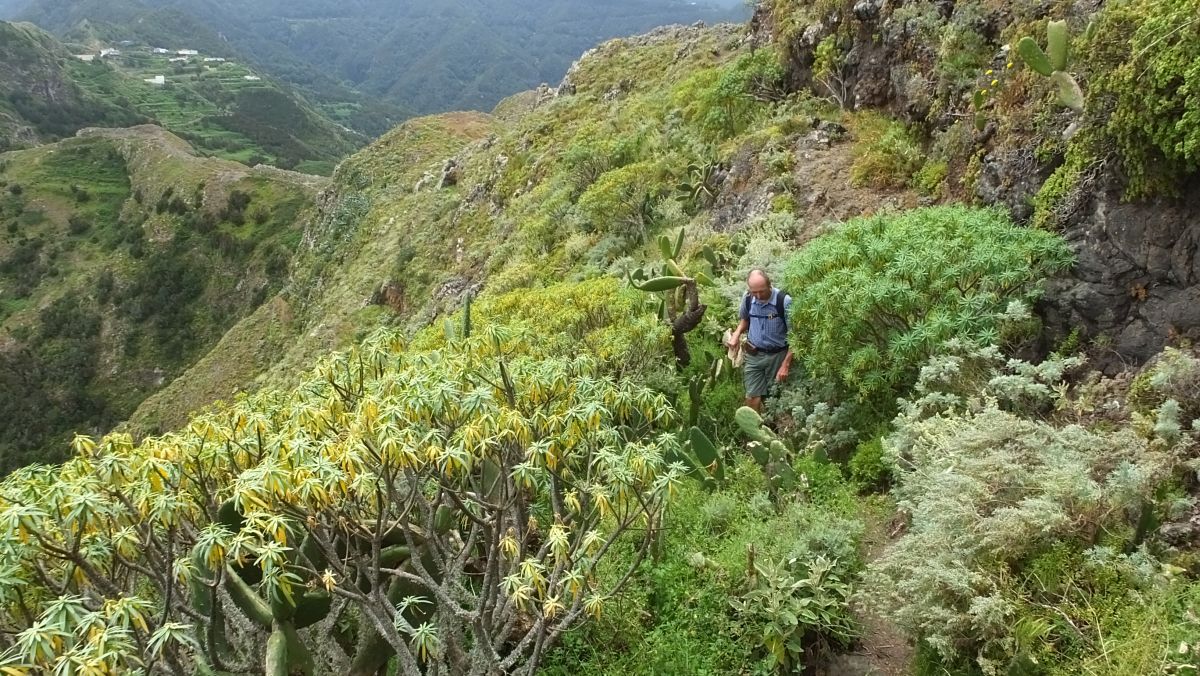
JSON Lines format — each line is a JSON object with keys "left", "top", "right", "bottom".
{"left": 1, "top": 0, "right": 1200, "bottom": 672}
{"left": 0, "top": 132, "right": 317, "bottom": 471}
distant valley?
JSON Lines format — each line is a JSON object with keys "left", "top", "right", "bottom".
{"left": 0, "top": 22, "right": 363, "bottom": 172}
{"left": 7, "top": 0, "right": 745, "bottom": 117}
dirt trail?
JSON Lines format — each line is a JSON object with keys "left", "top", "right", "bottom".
{"left": 818, "top": 503, "right": 914, "bottom": 676}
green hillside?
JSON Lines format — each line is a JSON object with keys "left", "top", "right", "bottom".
{"left": 43, "top": 2, "right": 411, "bottom": 137}
{"left": 0, "top": 20, "right": 364, "bottom": 172}
{"left": 1, "top": 0, "right": 1200, "bottom": 674}
{"left": 0, "top": 21, "right": 144, "bottom": 148}
{"left": 0, "top": 126, "right": 322, "bottom": 471}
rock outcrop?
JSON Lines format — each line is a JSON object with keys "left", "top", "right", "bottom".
{"left": 752, "top": 0, "right": 1200, "bottom": 369}
{"left": 1044, "top": 175, "right": 1200, "bottom": 367}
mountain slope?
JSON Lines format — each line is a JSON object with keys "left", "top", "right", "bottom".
{"left": 0, "top": 125, "right": 323, "bottom": 470}
{"left": 125, "top": 24, "right": 756, "bottom": 434}
{"left": 0, "top": 21, "right": 144, "bottom": 149}
{"left": 20, "top": 0, "right": 745, "bottom": 115}
{"left": 0, "top": 20, "right": 365, "bottom": 171}
{"left": 15, "top": 0, "right": 411, "bottom": 136}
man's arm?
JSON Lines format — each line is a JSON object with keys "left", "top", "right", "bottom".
{"left": 728, "top": 318, "right": 749, "bottom": 347}
{"left": 777, "top": 349, "right": 793, "bottom": 381}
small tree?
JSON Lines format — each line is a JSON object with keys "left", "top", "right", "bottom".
{"left": 577, "top": 161, "right": 663, "bottom": 243}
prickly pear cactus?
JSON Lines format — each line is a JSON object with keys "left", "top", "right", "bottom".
{"left": 734, "top": 406, "right": 797, "bottom": 495}
{"left": 1015, "top": 20, "right": 1083, "bottom": 112}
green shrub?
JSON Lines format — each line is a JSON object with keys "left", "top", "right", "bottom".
{"left": 849, "top": 113, "right": 926, "bottom": 189}
{"left": 782, "top": 205, "right": 1073, "bottom": 420}
{"left": 730, "top": 555, "right": 857, "bottom": 673}
{"left": 848, "top": 435, "right": 890, "bottom": 492}
{"left": 911, "top": 160, "right": 948, "bottom": 198}
{"left": 413, "top": 277, "right": 672, "bottom": 381}
{"left": 543, "top": 457, "right": 865, "bottom": 675}
{"left": 674, "top": 50, "right": 786, "bottom": 143}
{"left": 66, "top": 214, "right": 91, "bottom": 234}
{"left": 576, "top": 160, "right": 665, "bottom": 241}
{"left": 1031, "top": 138, "right": 1096, "bottom": 229}
{"left": 769, "top": 377, "right": 863, "bottom": 461}
{"left": 1127, "top": 347, "right": 1200, "bottom": 423}
{"left": 1085, "top": 0, "right": 1200, "bottom": 197}
{"left": 561, "top": 125, "right": 643, "bottom": 194}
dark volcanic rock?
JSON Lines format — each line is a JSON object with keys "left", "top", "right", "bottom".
{"left": 1043, "top": 175, "right": 1200, "bottom": 369}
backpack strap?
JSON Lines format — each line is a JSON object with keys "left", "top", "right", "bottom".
{"left": 775, "top": 289, "right": 788, "bottom": 331}
{"left": 743, "top": 289, "right": 790, "bottom": 330}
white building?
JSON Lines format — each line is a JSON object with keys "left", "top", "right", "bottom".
{"left": 75, "top": 54, "right": 96, "bottom": 62}
{"left": 169, "top": 57, "right": 189, "bottom": 63}
{"left": 243, "top": 75, "right": 261, "bottom": 81}
{"left": 176, "top": 49, "right": 199, "bottom": 56}
{"left": 100, "top": 48, "right": 121, "bottom": 57}
{"left": 203, "top": 57, "right": 226, "bottom": 63}
{"left": 151, "top": 47, "right": 169, "bottom": 54}
{"left": 144, "top": 75, "right": 166, "bottom": 85}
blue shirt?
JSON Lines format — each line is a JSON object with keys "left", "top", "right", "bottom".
{"left": 740, "top": 288, "right": 791, "bottom": 350}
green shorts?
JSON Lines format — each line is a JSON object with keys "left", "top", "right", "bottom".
{"left": 743, "top": 349, "right": 788, "bottom": 398}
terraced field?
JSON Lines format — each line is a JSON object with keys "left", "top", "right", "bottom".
{"left": 63, "top": 45, "right": 360, "bottom": 173}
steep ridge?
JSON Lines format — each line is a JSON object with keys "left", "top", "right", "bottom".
{"left": 125, "top": 24, "right": 759, "bottom": 435}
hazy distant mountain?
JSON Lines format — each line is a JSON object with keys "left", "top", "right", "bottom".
{"left": 17, "top": 0, "right": 745, "bottom": 115}
{"left": 0, "top": 0, "right": 26, "bottom": 18}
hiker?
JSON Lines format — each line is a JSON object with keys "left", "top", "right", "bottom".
{"left": 726, "top": 269, "right": 793, "bottom": 412}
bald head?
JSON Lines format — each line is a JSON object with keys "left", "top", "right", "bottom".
{"left": 747, "top": 269, "right": 772, "bottom": 300}
{"left": 747, "top": 269, "right": 770, "bottom": 286}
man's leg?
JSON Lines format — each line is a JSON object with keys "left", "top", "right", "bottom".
{"left": 743, "top": 353, "right": 768, "bottom": 412}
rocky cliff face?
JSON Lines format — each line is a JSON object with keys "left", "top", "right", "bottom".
{"left": 752, "top": 0, "right": 1200, "bottom": 370}
{"left": 1044, "top": 176, "right": 1200, "bottom": 366}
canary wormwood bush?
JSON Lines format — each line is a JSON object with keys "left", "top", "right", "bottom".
{"left": 0, "top": 325, "right": 684, "bottom": 675}
{"left": 782, "top": 206, "right": 1073, "bottom": 417}
{"left": 868, "top": 347, "right": 1192, "bottom": 673}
